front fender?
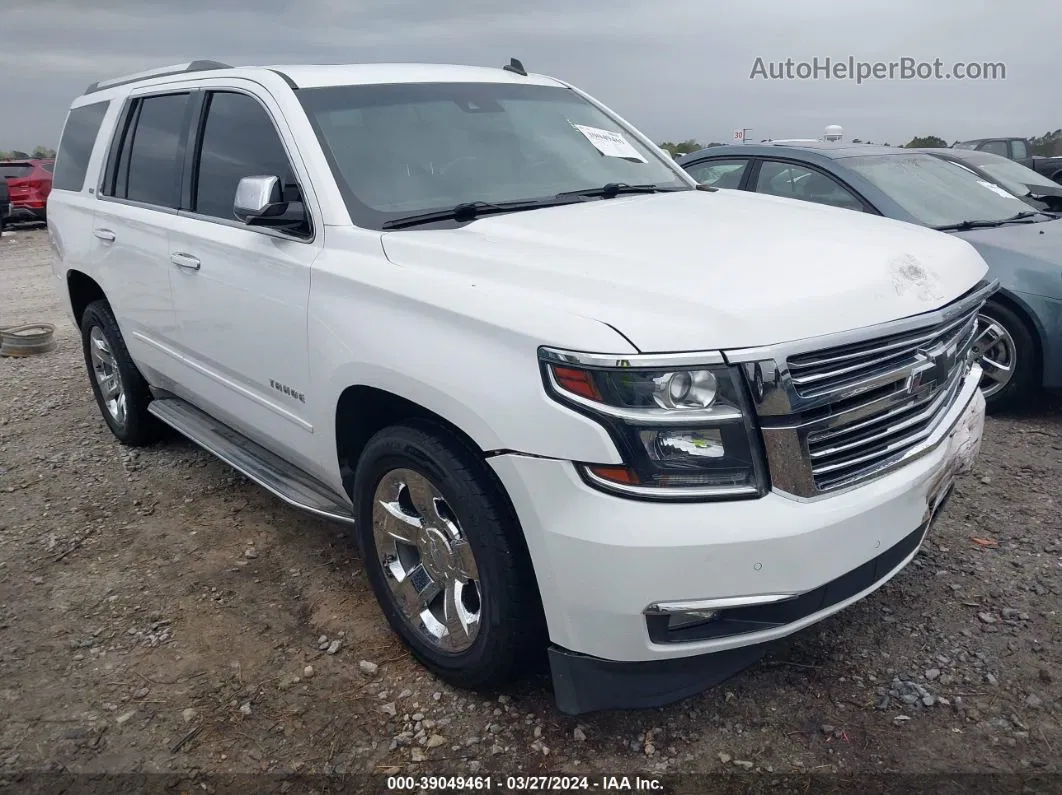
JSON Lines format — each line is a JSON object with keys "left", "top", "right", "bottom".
{"left": 306, "top": 240, "right": 636, "bottom": 483}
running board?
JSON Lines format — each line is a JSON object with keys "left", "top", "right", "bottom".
{"left": 148, "top": 398, "right": 356, "bottom": 525}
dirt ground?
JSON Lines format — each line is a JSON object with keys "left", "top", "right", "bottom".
{"left": 1, "top": 227, "right": 1060, "bottom": 791}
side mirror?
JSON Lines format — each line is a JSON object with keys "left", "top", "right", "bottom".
{"left": 233, "top": 175, "right": 288, "bottom": 224}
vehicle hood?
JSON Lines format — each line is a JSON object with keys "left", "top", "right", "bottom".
{"left": 953, "top": 217, "right": 1062, "bottom": 300}
{"left": 381, "top": 190, "right": 990, "bottom": 351}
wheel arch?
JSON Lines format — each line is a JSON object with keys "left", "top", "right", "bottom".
{"left": 334, "top": 384, "right": 499, "bottom": 499}
{"left": 334, "top": 383, "right": 546, "bottom": 618}
{"left": 985, "top": 288, "right": 1044, "bottom": 381}
{"left": 66, "top": 269, "right": 108, "bottom": 327}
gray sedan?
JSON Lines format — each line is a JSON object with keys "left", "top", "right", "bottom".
{"left": 678, "top": 142, "right": 1062, "bottom": 411}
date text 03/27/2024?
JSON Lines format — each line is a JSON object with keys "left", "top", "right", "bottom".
{"left": 386, "top": 775, "right": 664, "bottom": 791}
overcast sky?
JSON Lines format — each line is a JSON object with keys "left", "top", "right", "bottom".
{"left": 2, "top": 0, "right": 1058, "bottom": 151}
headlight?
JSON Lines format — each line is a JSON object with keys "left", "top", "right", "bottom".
{"left": 539, "top": 348, "right": 769, "bottom": 501}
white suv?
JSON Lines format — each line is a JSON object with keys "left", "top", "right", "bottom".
{"left": 48, "top": 59, "right": 992, "bottom": 714}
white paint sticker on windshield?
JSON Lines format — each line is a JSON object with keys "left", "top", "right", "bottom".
{"left": 976, "top": 179, "right": 1020, "bottom": 200}
{"left": 570, "top": 123, "right": 647, "bottom": 162}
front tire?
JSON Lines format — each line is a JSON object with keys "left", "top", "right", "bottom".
{"left": 352, "top": 421, "right": 545, "bottom": 691}
{"left": 973, "top": 301, "right": 1039, "bottom": 412}
{"left": 80, "top": 300, "right": 162, "bottom": 446}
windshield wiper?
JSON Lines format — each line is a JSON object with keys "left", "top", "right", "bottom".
{"left": 1000, "top": 211, "right": 1041, "bottom": 222}
{"left": 934, "top": 210, "right": 1044, "bottom": 232}
{"left": 556, "top": 182, "right": 688, "bottom": 200}
{"left": 382, "top": 198, "right": 582, "bottom": 230}
{"left": 933, "top": 219, "right": 1005, "bottom": 231}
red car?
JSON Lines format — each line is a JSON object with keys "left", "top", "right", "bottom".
{"left": 0, "top": 158, "right": 53, "bottom": 223}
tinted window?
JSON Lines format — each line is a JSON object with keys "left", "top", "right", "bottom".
{"left": 979, "top": 140, "right": 1008, "bottom": 157}
{"left": 52, "top": 101, "right": 109, "bottom": 191}
{"left": 755, "top": 161, "right": 864, "bottom": 211}
{"left": 194, "top": 92, "right": 297, "bottom": 220}
{"left": 41, "top": 163, "right": 55, "bottom": 173}
{"left": 1011, "top": 139, "right": 1029, "bottom": 160}
{"left": 0, "top": 164, "right": 33, "bottom": 179}
{"left": 685, "top": 159, "right": 748, "bottom": 189}
{"left": 125, "top": 93, "right": 190, "bottom": 208}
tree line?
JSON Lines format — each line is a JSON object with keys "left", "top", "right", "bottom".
{"left": 7, "top": 129, "right": 1062, "bottom": 162}
{"left": 0, "top": 146, "right": 57, "bottom": 160}
{"left": 659, "top": 129, "right": 1062, "bottom": 157}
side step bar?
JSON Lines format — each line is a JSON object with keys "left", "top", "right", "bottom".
{"left": 148, "top": 397, "right": 356, "bottom": 525}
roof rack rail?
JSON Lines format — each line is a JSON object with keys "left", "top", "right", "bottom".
{"left": 83, "top": 60, "right": 232, "bottom": 95}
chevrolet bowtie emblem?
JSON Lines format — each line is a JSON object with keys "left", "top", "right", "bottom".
{"left": 907, "top": 343, "right": 957, "bottom": 394}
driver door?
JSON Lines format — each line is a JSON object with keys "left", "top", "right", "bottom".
{"left": 164, "top": 86, "right": 322, "bottom": 468}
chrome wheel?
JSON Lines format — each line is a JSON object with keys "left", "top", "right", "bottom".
{"left": 88, "top": 326, "right": 126, "bottom": 426}
{"left": 372, "top": 469, "right": 482, "bottom": 653}
{"left": 972, "top": 314, "right": 1016, "bottom": 398}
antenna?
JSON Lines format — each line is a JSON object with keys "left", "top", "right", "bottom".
{"left": 503, "top": 58, "right": 527, "bottom": 76}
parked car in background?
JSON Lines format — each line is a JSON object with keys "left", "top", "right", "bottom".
{"left": 678, "top": 142, "right": 1062, "bottom": 410}
{"left": 0, "top": 176, "right": 10, "bottom": 234}
{"left": 920, "top": 147, "right": 1062, "bottom": 213}
{"left": 48, "top": 60, "right": 991, "bottom": 715}
{"left": 0, "top": 159, "right": 54, "bottom": 223}
{"left": 952, "top": 138, "right": 1062, "bottom": 185}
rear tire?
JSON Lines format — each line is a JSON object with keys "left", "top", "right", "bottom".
{"left": 974, "top": 301, "right": 1039, "bottom": 413}
{"left": 352, "top": 420, "right": 546, "bottom": 691}
{"left": 80, "top": 300, "right": 162, "bottom": 446}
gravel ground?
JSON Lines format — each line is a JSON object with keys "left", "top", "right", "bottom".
{"left": 1, "top": 227, "right": 1061, "bottom": 788}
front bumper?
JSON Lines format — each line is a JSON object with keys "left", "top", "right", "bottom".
{"left": 548, "top": 505, "right": 947, "bottom": 714}
{"left": 489, "top": 372, "right": 985, "bottom": 714}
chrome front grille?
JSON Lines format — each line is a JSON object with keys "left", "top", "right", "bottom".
{"left": 805, "top": 350, "right": 969, "bottom": 491}
{"left": 786, "top": 305, "right": 978, "bottom": 401}
{"left": 728, "top": 280, "right": 996, "bottom": 498}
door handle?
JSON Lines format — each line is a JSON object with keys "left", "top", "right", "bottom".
{"left": 170, "top": 252, "right": 201, "bottom": 271}
{"left": 93, "top": 228, "right": 116, "bottom": 242}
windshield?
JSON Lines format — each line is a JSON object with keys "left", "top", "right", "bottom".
{"left": 974, "top": 156, "right": 1060, "bottom": 190}
{"left": 298, "top": 81, "right": 689, "bottom": 229}
{"left": 941, "top": 157, "right": 1030, "bottom": 197}
{"left": 845, "top": 153, "right": 1031, "bottom": 227}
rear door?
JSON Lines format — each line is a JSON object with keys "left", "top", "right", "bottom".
{"left": 165, "top": 84, "right": 321, "bottom": 468}
{"left": 92, "top": 90, "right": 193, "bottom": 382}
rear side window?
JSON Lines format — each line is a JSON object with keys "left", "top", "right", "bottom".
{"left": 51, "top": 101, "right": 109, "bottom": 191}
{"left": 1011, "top": 139, "right": 1029, "bottom": 160}
{"left": 122, "top": 93, "right": 191, "bottom": 208}
{"left": 41, "top": 163, "right": 55, "bottom": 173}
{"left": 685, "top": 159, "right": 749, "bottom": 189}
{"left": 979, "top": 140, "right": 1008, "bottom": 157}
{"left": 193, "top": 91, "right": 298, "bottom": 220}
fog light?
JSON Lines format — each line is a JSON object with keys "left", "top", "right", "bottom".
{"left": 667, "top": 610, "right": 719, "bottom": 630}
{"left": 641, "top": 428, "right": 725, "bottom": 461}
